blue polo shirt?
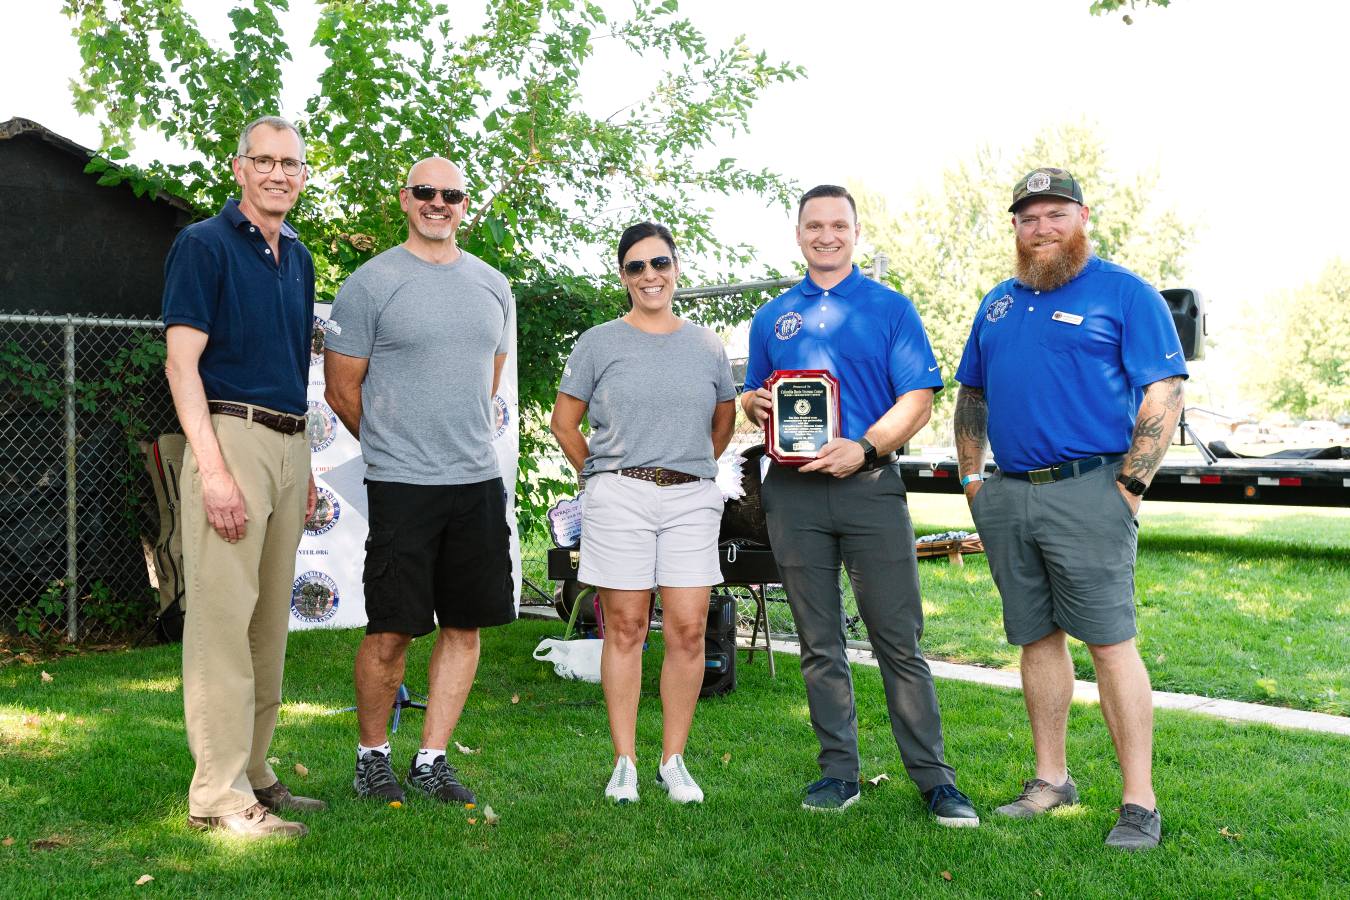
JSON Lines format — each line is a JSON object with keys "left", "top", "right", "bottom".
{"left": 745, "top": 265, "right": 944, "bottom": 441}
{"left": 162, "top": 199, "right": 314, "bottom": 416}
{"left": 955, "top": 256, "right": 1188, "bottom": 472}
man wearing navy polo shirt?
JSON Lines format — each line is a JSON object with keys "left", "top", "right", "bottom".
{"left": 741, "top": 185, "right": 977, "bottom": 825}
{"left": 163, "top": 115, "right": 323, "bottom": 838}
{"left": 954, "top": 168, "right": 1187, "bottom": 851}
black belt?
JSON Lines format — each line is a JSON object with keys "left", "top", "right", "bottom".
{"left": 1001, "top": 453, "right": 1125, "bottom": 484}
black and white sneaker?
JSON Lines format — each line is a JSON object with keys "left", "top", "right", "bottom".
{"left": 407, "top": 755, "right": 477, "bottom": 805}
{"left": 354, "top": 750, "right": 405, "bottom": 803}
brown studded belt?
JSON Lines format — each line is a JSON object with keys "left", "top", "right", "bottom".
{"left": 207, "top": 401, "right": 307, "bottom": 436}
{"left": 618, "top": 467, "right": 701, "bottom": 486}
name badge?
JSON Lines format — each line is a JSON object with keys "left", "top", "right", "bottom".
{"left": 1052, "top": 311, "right": 1083, "bottom": 325}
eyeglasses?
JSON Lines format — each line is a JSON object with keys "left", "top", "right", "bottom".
{"left": 407, "top": 185, "right": 467, "bottom": 204}
{"left": 239, "top": 155, "right": 306, "bottom": 176}
{"left": 622, "top": 256, "right": 674, "bottom": 277}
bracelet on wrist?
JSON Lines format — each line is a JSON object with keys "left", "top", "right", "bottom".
{"left": 961, "top": 473, "right": 984, "bottom": 487}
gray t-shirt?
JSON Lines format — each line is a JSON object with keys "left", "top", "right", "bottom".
{"left": 559, "top": 319, "right": 736, "bottom": 479}
{"left": 325, "top": 245, "right": 514, "bottom": 485}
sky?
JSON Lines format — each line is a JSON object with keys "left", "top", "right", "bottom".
{"left": 4, "top": 0, "right": 1347, "bottom": 339}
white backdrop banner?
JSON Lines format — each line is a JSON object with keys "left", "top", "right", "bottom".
{"left": 289, "top": 301, "right": 521, "bottom": 631}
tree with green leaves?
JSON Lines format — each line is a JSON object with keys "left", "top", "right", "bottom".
{"left": 60, "top": 0, "right": 801, "bottom": 534}
{"left": 853, "top": 116, "right": 1200, "bottom": 436}
{"left": 1089, "top": 0, "right": 1172, "bottom": 23}
{"left": 1233, "top": 257, "right": 1350, "bottom": 420}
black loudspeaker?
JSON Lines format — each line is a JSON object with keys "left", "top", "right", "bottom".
{"left": 1160, "top": 288, "right": 1206, "bottom": 361}
{"left": 700, "top": 594, "right": 738, "bottom": 698}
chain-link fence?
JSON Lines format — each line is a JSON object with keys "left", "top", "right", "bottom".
{"left": 0, "top": 314, "right": 176, "bottom": 643}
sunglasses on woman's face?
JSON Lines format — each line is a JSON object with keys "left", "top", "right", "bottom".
{"left": 622, "top": 256, "right": 674, "bottom": 277}
{"left": 407, "top": 185, "right": 466, "bottom": 204}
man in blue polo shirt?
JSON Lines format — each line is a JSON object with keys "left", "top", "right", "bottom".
{"left": 954, "top": 168, "right": 1187, "bottom": 851}
{"left": 741, "top": 184, "right": 977, "bottom": 825}
{"left": 163, "top": 115, "right": 323, "bottom": 838}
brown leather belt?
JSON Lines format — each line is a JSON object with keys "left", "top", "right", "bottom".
{"left": 207, "top": 401, "right": 306, "bottom": 436}
{"left": 618, "top": 467, "right": 701, "bottom": 486}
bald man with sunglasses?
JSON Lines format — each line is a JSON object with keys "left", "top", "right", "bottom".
{"left": 324, "top": 157, "right": 516, "bottom": 808}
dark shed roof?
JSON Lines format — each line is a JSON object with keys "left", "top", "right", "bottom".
{"left": 0, "top": 118, "right": 196, "bottom": 319}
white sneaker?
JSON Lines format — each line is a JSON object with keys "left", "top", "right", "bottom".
{"left": 657, "top": 754, "right": 704, "bottom": 804}
{"left": 605, "top": 755, "right": 640, "bottom": 804}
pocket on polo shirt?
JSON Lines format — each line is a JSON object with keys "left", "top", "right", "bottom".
{"left": 1038, "top": 315, "right": 1086, "bottom": 354}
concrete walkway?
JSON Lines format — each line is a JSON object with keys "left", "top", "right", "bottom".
{"left": 518, "top": 606, "right": 1350, "bottom": 738}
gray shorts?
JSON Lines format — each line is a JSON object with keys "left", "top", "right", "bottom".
{"left": 970, "top": 462, "right": 1139, "bottom": 647}
{"left": 577, "top": 472, "right": 724, "bottom": 590}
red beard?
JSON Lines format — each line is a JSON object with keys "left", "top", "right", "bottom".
{"left": 1014, "top": 223, "right": 1091, "bottom": 291}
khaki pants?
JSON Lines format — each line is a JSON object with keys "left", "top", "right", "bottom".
{"left": 181, "top": 412, "right": 309, "bottom": 817}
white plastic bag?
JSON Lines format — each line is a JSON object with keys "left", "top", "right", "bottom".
{"left": 533, "top": 637, "right": 604, "bottom": 683}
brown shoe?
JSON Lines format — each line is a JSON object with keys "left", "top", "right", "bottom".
{"left": 187, "top": 802, "right": 308, "bottom": 838}
{"left": 255, "top": 780, "right": 328, "bottom": 813}
{"left": 994, "top": 775, "right": 1080, "bottom": 818}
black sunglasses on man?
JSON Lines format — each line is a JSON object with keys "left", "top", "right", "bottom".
{"left": 407, "top": 185, "right": 467, "bottom": 205}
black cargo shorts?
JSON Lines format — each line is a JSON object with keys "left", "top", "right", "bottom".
{"left": 362, "top": 478, "right": 517, "bottom": 636}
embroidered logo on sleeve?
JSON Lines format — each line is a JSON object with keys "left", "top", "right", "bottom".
{"left": 328, "top": 321, "right": 342, "bottom": 335}
{"left": 986, "top": 295, "right": 1015, "bottom": 323}
{"left": 774, "top": 311, "right": 803, "bottom": 340}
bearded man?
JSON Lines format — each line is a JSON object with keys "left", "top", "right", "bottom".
{"left": 953, "top": 168, "right": 1187, "bottom": 851}
{"left": 324, "top": 156, "right": 516, "bottom": 807}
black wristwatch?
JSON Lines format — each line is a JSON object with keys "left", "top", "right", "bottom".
{"left": 857, "top": 437, "right": 878, "bottom": 469}
{"left": 1117, "top": 474, "right": 1147, "bottom": 496}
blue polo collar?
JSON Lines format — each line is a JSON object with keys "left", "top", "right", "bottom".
{"left": 1012, "top": 254, "right": 1101, "bottom": 290}
{"left": 799, "top": 264, "right": 864, "bottom": 297}
{"left": 221, "top": 198, "right": 298, "bottom": 241}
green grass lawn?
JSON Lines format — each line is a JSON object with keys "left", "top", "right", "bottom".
{"left": 2, "top": 619, "right": 1348, "bottom": 899}
{"left": 904, "top": 495, "right": 1350, "bottom": 716}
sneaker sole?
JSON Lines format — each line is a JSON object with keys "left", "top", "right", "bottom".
{"left": 605, "top": 794, "right": 639, "bottom": 805}
{"left": 935, "top": 814, "right": 981, "bottom": 828}
{"left": 801, "top": 793, "right": 860, "bottom": 813}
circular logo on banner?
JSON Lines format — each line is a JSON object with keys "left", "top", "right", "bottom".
{"left": 291, "top": 571, "right": 339, "bottom": 623}
{"left": 1027, "top": 172, "right": 1052, "bottom": 193}
{"left": 774, "top": 312, "right": 803, "bottom": 340}
{"left": 305, "top": 487, "right": 340, "bottom": 536}
{"left": 793, "top": 399, "right": 811, "bottom": 416}
{"left": 986, "top": 294, "right": 1015, "bottom": 323}
{"left": 310, "top": 316, "right": 327, "bottom": 366}
{"left": 492, "top": 394, "right": 510, "bottom": 441}
{"left": 306, "top": 400, "right": 338, "bottom": 452}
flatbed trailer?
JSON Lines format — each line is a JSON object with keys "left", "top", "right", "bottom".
{"left": 897, "top": 454, "right": 1350, "bottom": 508}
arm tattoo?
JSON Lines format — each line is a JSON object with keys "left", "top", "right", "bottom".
{"left": 1124, "top": 376, "right": 1185, "bottom": 483}
{"left": 954, "top": 384, "right": 989, "bottom": 478}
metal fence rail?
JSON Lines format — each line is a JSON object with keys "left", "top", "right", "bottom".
{"left": 0, "top": 314, "right": 174, "bottom": 642}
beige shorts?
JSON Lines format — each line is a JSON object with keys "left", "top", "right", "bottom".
{"left": 578, "top": 471, "right": 724, "bottom": 590}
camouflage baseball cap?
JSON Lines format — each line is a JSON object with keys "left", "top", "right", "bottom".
{"left": 1009, "top": 167, "right": 1084, "bottom": 212}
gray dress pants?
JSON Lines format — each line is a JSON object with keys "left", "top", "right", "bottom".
{"left": 761, "top": 461, "right": 955, "bottom": 792}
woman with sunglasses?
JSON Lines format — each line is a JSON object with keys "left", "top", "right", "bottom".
{"left": 550, "top": 221, "right": 737, "bottom": 805}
